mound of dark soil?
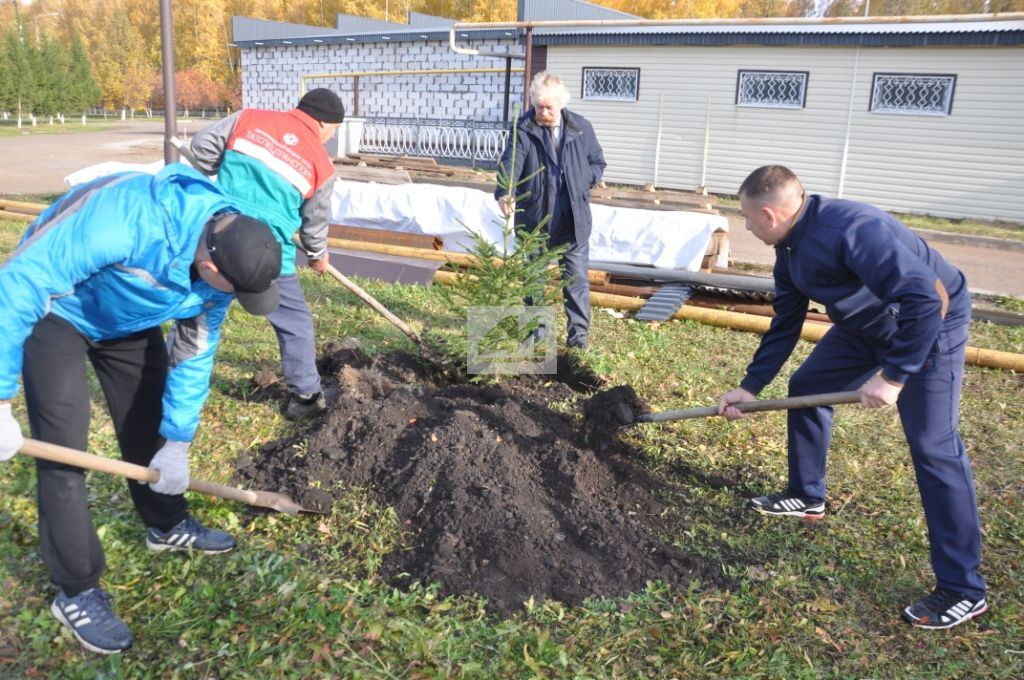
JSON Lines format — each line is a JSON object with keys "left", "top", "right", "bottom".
{"left": 237, "top": 347, "right": 725, "bottom": 615}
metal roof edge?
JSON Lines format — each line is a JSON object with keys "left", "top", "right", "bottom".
{"left": 235, "top": 27, "right": 516, "bottom": 49}
{"left": 533, "top": 29, "right": 1024, "bottom": 48}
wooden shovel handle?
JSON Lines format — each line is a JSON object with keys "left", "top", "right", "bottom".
{"left": 292, "top": 234, "right": 426, "bottom": 346}
{"left": 638, "top": 391, "right": 863, "bottom": 423}
{"left": 323, "top": 262, "right": 425, "bottom": 345}
{"left": 18, "top": 438, "right": 259, "bottom": 505}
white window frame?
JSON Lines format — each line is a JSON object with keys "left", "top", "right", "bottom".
{"left": 869, "top": 73, "right": 957, "bottom": 116}
{"left": 735, "top": 70, "right": 809, "bottom": 109}
{"left": 581, "top": 67, "right": 640, "bottom": 102}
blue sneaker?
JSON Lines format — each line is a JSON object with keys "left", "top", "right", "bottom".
{"left": 51, "top": 588, "right": 133, "bottom": 654}
{"left": 902, "top": 587, "right": 988, "bottom": 630}
{"left": 145, "top": 515, "right": 236, "bottom": 554}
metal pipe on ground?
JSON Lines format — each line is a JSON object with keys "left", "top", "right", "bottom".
{"left": 590, "top": 261, "right": 776, "bottom": 295}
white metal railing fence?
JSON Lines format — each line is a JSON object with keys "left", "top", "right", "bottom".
{"left": 359, "top": 118, "right": 509, "bottom": 167}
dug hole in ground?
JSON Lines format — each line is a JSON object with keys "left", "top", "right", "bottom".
{"left": 237, "top": 343, "right": 734, "bottom": 616}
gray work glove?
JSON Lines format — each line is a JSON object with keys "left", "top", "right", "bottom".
{"left": 146, "top": 440, "right": 190, "bottom": 495}
{"left": 0, "top": 403, "right": 24, "bottom": 462}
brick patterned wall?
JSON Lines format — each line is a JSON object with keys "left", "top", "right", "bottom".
{"left": 240, "top": 38, "right": 525, "bottom": 122}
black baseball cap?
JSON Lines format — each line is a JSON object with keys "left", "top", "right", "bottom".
{"left": 206, "top": 213, "right": 282, "bottom": 315}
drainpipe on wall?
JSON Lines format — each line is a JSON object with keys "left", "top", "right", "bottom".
{"left": 522, "top": 27, "right": 533, "bottom": 111}
{"left": 653, "top": 92, "right": 664, "bottom": 187}
{"left": 837, "top": 46, "right": 862, "bottom": 198}
{"left": 699, "top": 96, "right": 712, "bottom": 196}
{"left": 448, "top": 27, "right": 528, "bottom": 112}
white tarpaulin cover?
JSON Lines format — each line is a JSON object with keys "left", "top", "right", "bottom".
{"left": 66, "top": 164, "right": 729, "bottom": 270}
{"left": 331, "top": 181, "right": 730, "bottom": 271}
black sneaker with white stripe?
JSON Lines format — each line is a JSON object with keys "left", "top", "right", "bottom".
{"left": 146, "top": 515, "right": 236, "bottom": 554}
{"left": 750, "top": 491, "right": 825, "bottom": 520}
{"left": 51, "top": 588, "right": 133, "bottom": 654}
{"left": 902, "top": 587, "right": 988, "bottom": 630}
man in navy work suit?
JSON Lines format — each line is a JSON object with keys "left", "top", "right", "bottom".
{"left": 718, "top": 165, "right": 986, "bottom": 630}
{"left": 0, "top": 165, "right": 282, "bottom": 653}
{"left": 495, "top": 71, "right": 606, "bottom": 349}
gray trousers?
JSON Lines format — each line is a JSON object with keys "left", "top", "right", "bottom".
{"left": 265, "top": 274, "right": 321, "bottom": 397}
{"left": 548, "top": 220, "right": 591, "bottom": 346}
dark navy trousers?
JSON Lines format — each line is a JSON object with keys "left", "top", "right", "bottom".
{"left": 265, "top": 274, "right": 321, "bottom": 397}
{"left": 786, "top": 317, "right": 984, "bottom": 599}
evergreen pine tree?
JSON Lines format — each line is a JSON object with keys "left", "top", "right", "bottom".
{"left": 3, "top": 27, "right": 35, "bottom": 126}
{"left": 67, "top": 35, "right": 101, "bottom": 121}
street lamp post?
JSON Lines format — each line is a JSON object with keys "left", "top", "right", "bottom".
{"left": 160, "top": 0, "right": 179, "bottom": 163}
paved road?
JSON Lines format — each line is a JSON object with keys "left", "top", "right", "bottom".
{"left": 1, "top": 122, "right": 1021, "bottom": 297}
{"left": 726, "top": 214, "right": 1024, "bottom": 298}
{"left": 0, "top": 120, "right": 169, "bottom": 193}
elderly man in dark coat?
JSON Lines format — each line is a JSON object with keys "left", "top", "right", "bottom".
{"left": 495, "top": 71, "right": 607, "bottom": 349}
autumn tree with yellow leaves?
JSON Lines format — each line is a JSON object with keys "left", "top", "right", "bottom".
{"left": 3, "top": 0, "right": 1019, "bottom": 114}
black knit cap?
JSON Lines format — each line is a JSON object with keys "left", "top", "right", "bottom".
{"left": 206, "top": 213, "right": 282, "bottom": 316}
{"left": 296, "top": 88, "right": 345, "bottom": 124}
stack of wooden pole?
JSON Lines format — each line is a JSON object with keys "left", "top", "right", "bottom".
{"left": 0, "top": 199, "right": 46, "bottom": 222}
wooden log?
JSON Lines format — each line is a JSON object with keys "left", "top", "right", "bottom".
{"left": 0, "top": 209, "right": 36, "bottom": 222}
{"left": 0, "top": 199, "right": 47, "bottom": 215}
{"left": 328, "top": 224, "right": 443, "bottom": 250}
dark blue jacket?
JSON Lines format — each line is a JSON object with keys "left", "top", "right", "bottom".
{"left": 741, "top": 195, "right": 969, "bottom": 394}
{"left": 495, "top": 108, "right": 606, "bottom": 241}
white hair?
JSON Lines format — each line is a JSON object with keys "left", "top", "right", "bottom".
{"left": 529, "top": 71, "right": 571, "bottom": 107}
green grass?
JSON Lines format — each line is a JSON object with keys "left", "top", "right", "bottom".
{"left": 1, "top": 216, "right": 1023, "bottom": 677}
{"left": 0, "top": 114, "right": 219, "bottom": 139}
{"left": 0, "top": 119, "right": 125, "bottom": 138}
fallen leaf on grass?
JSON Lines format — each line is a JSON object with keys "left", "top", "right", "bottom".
{"left": 746, "top": 565, "right": 773, "bottom": 581}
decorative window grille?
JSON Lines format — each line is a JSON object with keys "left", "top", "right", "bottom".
{"left": 581, "top": 68, "right": 640, "bottom": 102}
{"left": 870, "top": 74, "right": 956, "bottom": 116}
{"left": 736, "top": 70, "right": 808, "bottom": 109}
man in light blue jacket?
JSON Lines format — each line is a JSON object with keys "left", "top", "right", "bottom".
{"left": 0, "top": 164, "right": 281, "bottom": 654}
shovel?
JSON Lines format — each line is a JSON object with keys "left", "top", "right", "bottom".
{"left": 18, "top": 438, "right": 315, "bottom": 515}
{"left": 318, "top": 257, "right": 451, "bottom": 371}
{"left": 615, "top": 391, "right": 864, "bottom": 426}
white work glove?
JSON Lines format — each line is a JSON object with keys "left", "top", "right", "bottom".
{"left": 0, "top": 403, "right": 24, "bottom": 462}
{"left": 146, "top": 440, "right": 190, "bottom": 495}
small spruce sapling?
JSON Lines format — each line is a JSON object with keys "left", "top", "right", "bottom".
{"left": 429, "top": 110, "right": 568, "bottom": 378}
